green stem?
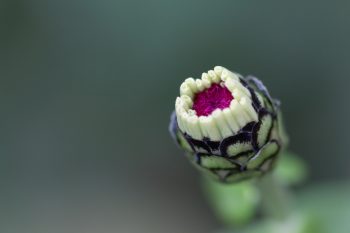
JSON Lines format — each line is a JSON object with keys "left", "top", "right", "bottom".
{"left": 256, "top": 174, "right": 292, "bottom": 220}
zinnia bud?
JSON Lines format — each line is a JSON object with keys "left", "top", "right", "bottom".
{"left": 169, "top": 66, "right": 288, "bottom": 183}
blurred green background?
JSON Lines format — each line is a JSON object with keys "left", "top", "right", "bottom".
{"left": 1, "top": 0, "right": 350, "bottom": 232}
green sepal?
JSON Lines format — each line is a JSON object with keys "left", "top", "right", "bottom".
{"left": 225, "top": 170, "right": 262, "bottom": 183}
{"left": 201, "top": 155, "right": 238, "bottom": 169}
{"left": 177, "top": 131, "right": 193, "bottom": 152}
{"left": 247, "top": 141, "right": 279, "bottom": 170}
{"left": 227, "top": 142, "right": 253, "bottom": 157}
{"left": 256, "top": 113, "right": 273, "bottom": 148}
{"left": 232, "top": 152, "right": 255, "bottom": 166}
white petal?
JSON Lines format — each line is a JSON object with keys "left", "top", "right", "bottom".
{"left": 201, "top": 73, "right": 211, "bottom": 88}
{"left": 208, "top": 70, "right": 221, "bottom": 83}
{"left": 240, "top": 97, "right": 258, "bottom": 122}
{"left": 230, "top": 100, "right": 251, "bottom": 128}
{"left": 195, "top": 79, "right": 205, "bottom": 92}
{"left": 222, "top": 108, "right": 240, "bottom": 133}
{"left": 180, "top": 95, "right": 193, "bottom": 108}
{"left": 187, "top": 115, "right": 202, "bottom": 140}
{"left": 212, "top": 109, "right": 232, "bottom": 138}
{"left": 180, "top": 83, "right": 193, "bottom": 98}
{"left": 185, "top": 78, "right": 198, "bottom": 93}
{"left": 232, "top": 88, "right": 250, "bottom": 101}
{"left": 199, "top": 115, "right": 221, "bottom": 141}
{"left": 181, "top": 112, "right": 191, "bottom": 135}
{"left": 225, "top": 78, "right": 251, "bottom": 98}
{"left": 214, "top": 66, "right": 224, "bottom": 77}
{"left": 176, "top": 110, "right": 186, "bottom": 132}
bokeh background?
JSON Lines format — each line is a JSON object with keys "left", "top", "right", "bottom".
{"left": 1, "top": 0, "right": 350, "bottom": 232}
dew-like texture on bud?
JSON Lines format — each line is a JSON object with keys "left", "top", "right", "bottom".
{"left": 169, "top": 66, "right": 288, "bottom": 183}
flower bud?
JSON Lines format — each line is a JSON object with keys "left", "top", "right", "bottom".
{"left": 169, "top": 66, "right": 288, "bottom": 183}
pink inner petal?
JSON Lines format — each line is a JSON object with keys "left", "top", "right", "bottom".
{"left": 192, "top": 83, "right": 233, "bottom": 117}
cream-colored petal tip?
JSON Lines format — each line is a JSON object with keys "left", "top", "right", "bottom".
{"left": 185, "top": 78, "right": 198, "bottom": 92}
{"left": 208, "top": 70, "right": 220, "bottom": 83}
{"left": 221, "top": 69, "right": 229, "bottom": 79}
{"left": 180, "top": 95, "right": 192, "bottom": 106}
{"left": 214, "top": 66, "right": 224, "bottom": 76}
{"left": 201, "top": 73, "right": 211, "bottom": 88}
{"left": 195, "top": 79, "right": 205, "bottom": 92}
{"left": 179, "top": 83, "right": 193, "bottom": 98}
{"left": 221, "top": 68, "right": 239, "bottom": 82}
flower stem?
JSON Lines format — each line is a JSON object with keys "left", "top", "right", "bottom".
{"left": 255, "top": 174, "right": 292, "bottom": 220}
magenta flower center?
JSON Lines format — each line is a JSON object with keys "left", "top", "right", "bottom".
{"left": 192, "top": 83, "right": 233, "bottom": 117}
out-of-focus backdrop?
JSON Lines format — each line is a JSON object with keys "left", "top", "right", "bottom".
{"left": 1, "top": 0, "right": 350, "bottom": 232}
